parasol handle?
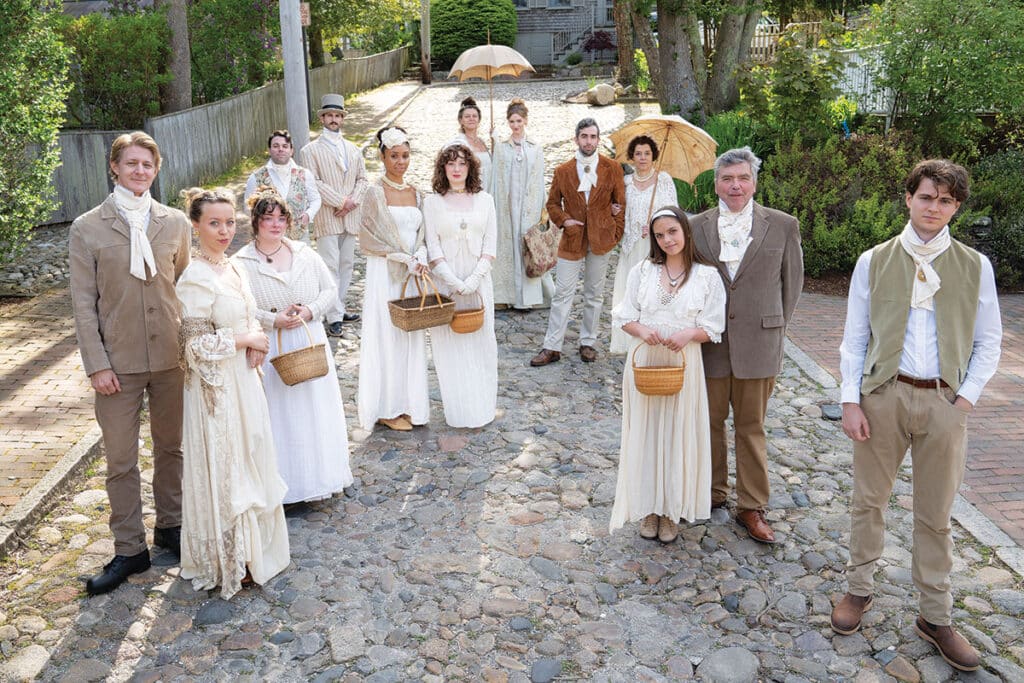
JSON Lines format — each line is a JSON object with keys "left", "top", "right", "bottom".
{"left": 643, "top": 128, "right": 673, "bottom": 227}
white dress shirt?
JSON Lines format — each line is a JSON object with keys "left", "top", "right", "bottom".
{"left": 244, "top": 159, "right": 322, "bottom": 221}
{"left": 839, "top": 236, "right": 1002, "bottom": 405}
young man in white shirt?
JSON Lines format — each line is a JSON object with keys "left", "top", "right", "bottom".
{"left": 832, "top": 159, "right": 1002, "bottom": 672}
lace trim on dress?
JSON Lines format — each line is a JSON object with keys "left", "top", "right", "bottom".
{"left": 179, "top": 316, "right": 235, "bottom": 415}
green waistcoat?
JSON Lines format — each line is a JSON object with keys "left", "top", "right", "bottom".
{"left": 861, "top": 235, "right": 981, "bottom": 395}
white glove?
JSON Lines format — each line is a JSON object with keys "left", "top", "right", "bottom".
{"left": 386, "top": 252, "right": 413, "bottom": 266}
{"left": 430, "top": 260, "right": 465, "bottom": 293}
{"left": 459, "top": 258, "right": 492, "bottom": 295}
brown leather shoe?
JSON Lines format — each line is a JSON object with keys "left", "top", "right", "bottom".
{"left": 579, "top": 345, "right": 598, "bottom": 362}
{"left": 530, "top": 349, "right": 561, "bottom": 367}
{"left": 736, "top": 509, "right": 777, "bottom": 543}
{"left": 830, "top": 593, "right": 873, "bottom": 635}
{"left": 915, "top": 617, "right": 981, "bottom": 672}
{"left": 639, "top": 514, "right": 659, "bottom": 540}
{"left": 657, "top": 516, "right": 678, "bottom": 544}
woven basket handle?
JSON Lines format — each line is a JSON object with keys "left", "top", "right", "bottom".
{"left": 276, "top": 315, "right": 315, "bottom": 351}
{"left": 631, "top": 343, "right": 687, "bottom": 368}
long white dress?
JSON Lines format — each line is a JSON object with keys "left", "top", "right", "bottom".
{"left": 608, "top": 260, "right": 726, "bottom": 531}
{"left": 358, "top": 205, "right": 431, "bottom": 429}
{"left": 423, "top": 192, "right": 498, "bottom": 428}
{"left": 491, "top": 135, "right": 552, "bottom": 308}
{"left": 233, "top": 240, "right": 354, "bottom": 503}
{"left": 176, "top": 261, "right": 290, "bottom": 599}
{"left": 609, "top": 171, "right": 679, "bottom": 354}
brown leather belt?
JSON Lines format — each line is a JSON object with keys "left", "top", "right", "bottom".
{"left": 896, "top": 374, "right": 949, "bottom": 389}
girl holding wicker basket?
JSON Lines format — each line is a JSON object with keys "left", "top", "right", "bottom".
{"left": 608, "top": 206, "right": 726, "bottom": 544}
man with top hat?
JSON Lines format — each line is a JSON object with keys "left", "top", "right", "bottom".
{"left": 300, "top": 93, "right": 368, "bottom": 335}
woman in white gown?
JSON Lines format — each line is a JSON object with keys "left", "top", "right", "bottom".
{"left": 176, "top": 187, "right": 289, "bottom": 599}
{"left": 491, "top": 99, "right": 552, "bottom": 309}
{"left": 609, "top": 136, "right": 679, "bottom": 354}
{"left": 449, "top": 97, "right": 492, "bottom": 191}
{"left": 232, "top": 188, "right": 353, "bottom": 503}
{"left": 609, "top": 207, "right": 726, "bottom": 545}
{"left": 424, "top": 142, "right": 498, "bottom": 428}
{"left": 357, "top": 126, "right": 431, "bottom": 431}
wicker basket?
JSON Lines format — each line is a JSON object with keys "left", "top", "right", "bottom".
{"left": 450, "top": 292, "right": 484, "bottom": 334}
{"left": 631, "top": 345, "right": 686, "bottom": 396}
{"left": 388, "top": 273, "right": 456, "bottom": 331}
{"left": 270, "top": 319, "right": 329, "bottom": 386}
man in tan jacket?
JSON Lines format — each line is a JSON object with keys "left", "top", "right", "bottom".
{"left": 531, "top": 118, "right": 626, "bottom": 366}
{"left": 690, "top": 147, "right": 803, "bottom": 544}
{"left": 300, "top": 93, "right": 368, "bottom": 335}
{"left": 69, "top": 132, "right": 191, "bottom": 595}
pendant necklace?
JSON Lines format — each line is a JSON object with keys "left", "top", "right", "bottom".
{"left": 255, "top": 241, "right": 284, "bottom": 263}
{"left": 665, "top": 265, "right": 686, "bottom": 287}
{"left": 659, "top": 265, "right": 686, "bottom": 306}
{"left": 194, "top": 248, "right": 229, "bottom": 267}
{"left": 512, "top": 138, "right": 524, "bottom": 162}
{"left": 381, "top": 175, "right": 409, "bottom": 191}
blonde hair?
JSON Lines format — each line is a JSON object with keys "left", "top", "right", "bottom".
{"left": 506, "top": 98, "right": 528, "bottom": 120}
{"left": 180, "top": 186, "right": 236, "bottom": 222}
{"left": 109, "top": 131, "right": 161, "bottom": 182}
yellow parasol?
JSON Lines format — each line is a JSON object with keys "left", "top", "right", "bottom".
{"left": 609, "top": 114, "right": 718, "bottom": 185}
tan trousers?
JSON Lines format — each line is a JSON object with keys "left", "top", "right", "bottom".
{"left": 846, "top": 378, "right": 968, "bottom": 625}
{"left": 706, "top": 375, "right": 775, "bottom": 512}
{"left": 94, "top": 368, "right": 184, "bottom": 556}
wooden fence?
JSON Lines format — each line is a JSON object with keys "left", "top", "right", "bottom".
{"left": 43, "top": 46, "right": 410, "bottom": 224}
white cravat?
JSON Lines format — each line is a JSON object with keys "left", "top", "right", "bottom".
{"left": 268, "top": 160, "right": 293, "bottom": 196}
{"left": 320, "top": 129, "right": 348, "bottom": 171}
{"left": 717, "top": 199, "right": 754, "bottom": 278}
{"left": 899, "top": 221, "right": 951, "bottom": 311}
{"left": 576, "top": 150, "right": 599, "bottom": 196}
{"left": 112, "top": 184, "right": 156, "bottom": 281}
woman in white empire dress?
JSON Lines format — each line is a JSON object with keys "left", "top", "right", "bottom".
{"left": 176, "top": 187, "right": 289, "bottom": 599}
{"left": 449, "top": 96, "right": 493, "bottom": 191}
{"left": 233, "top": 188, "right": 353, "bottom": 503}
{"left": 423, "top": 142, "right": 498, "bottom": 428}
{"left": 491, "top": 98, "right": 552, "bottom": 309}
{"left": 357, "top": 126, "right": 430, "bottom": 432}
{"left": 609, "top": 207, "right": 726, "bottom": 545}
{"left": 609, "top": 135, "right": 679, "bottom": 354}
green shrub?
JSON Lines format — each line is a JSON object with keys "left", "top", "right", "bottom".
{"left": 959, "top": 150, "right": 1024, "bottom": 288}
{"left": 702, "top": 111, "right": 765, "bottom": 159}
{"left": 189, "top": 0, "right": 281, "bottom": 104}
{"left": 675, "top": 170, "right": 716, "bottom": 214}
{"left": 59, "top": 9, "right": 171, "bottom": 129}
{"left": 1, "top": 0, "right": 71, "bottom": 261}
{"left": 430, "top": 0, "right": 517, "bottom": 69}
{"left": 632, "top": 49, "right": 650, "bottom": 94}
{"left": 565, "top": 51, "right": 583, "bottom": 67}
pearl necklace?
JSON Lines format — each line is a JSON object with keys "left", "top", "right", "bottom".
{"left": 194, "top": 248, "right": 229, "bottom": 267}
{"left": 634, "top": 170, "right": 656, "bottom": 183}
{"left": 381, "top": 175, "right": 410, "bottom": 191}
{"left": 254, "top": 240, "right": 284, "bottom": 263}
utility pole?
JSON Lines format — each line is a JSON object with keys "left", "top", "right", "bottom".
{"left": 280, "top": 0, "right": 310, "bottom": 151}
{"left": 420, "top": 0, "right": 431, "bottom": 84}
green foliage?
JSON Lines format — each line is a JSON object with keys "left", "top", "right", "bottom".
{"left": 565, "top": 51, "right": 583, "bottom": 67}
{"left": 675, "top": 170, "right": 716, "bottom": 213}
{"left": 960, "top": 151, "right": 1024, "bottom": 288}
{"left": 189, "top": 0, "right": 281, "bottom": 104}
{"left": 865, "top": 0, "right": 1024, "bottom": 157}
{"left": 828, "top": 95, "right": 857, "bottom": 130}
{"left": 739, "top": 21, "right": 844, "bottom": 144}
{"left": 59, "top": 9, "right": 171, "bottom": 129}
{"left": 430, "top": 0, "right": 517, "bottom": 69}
{"left": 633, "top": 49, "right": 651, "bottom": 94}
{"left": 0, "top": 0, "right": 70, "bottom": 261}
{"left": 702, "top": 111, "right": 765, "bottom": 158}
{"left": 760, "top": 133, "right": 918, "bottom": 276}
{"left": 313, "top": 0, "right": 417, "bottom": 54}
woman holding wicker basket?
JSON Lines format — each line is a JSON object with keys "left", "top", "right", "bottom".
{"left": 357, "top": 126, "right": 431, "bottom": 432}
{"left": 232, "top": 187, "right": 352, "bottom": 504}
{"left": 608, "top": 206, "right": 726, "bottom": 544}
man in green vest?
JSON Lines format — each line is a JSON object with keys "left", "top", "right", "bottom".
{"left": 831, "top": 160, "right": 1002, "bottom": 672}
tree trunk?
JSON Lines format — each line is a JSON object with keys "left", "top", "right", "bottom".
{"left": 656, "top": 0, "right": 702, "bottom": 119}
{"left": 308, "top": 23, "right": 325, "bottom": 68}
{"left": 155, "top": 0, "right": 191, "bottom": 112}
{"left": 684, "top": 14, "right": 706, "bottom": 102}
{"left": 612, "top": 1, "right": 634, "bottom": 84}
{"left": 629, "top": 3, "right": 660, "bottom": 94}
{"left": 705, "top": 0, "right": 761, "bottom": 113}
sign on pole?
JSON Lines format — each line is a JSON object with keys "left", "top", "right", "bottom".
{"left": 299, "top": 3, "right": 311, "bottom": 27}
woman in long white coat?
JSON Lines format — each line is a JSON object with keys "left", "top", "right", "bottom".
{"left": 609, "top": 135, "right": 679, "bottom": 354}
{"left": 491, "top": 99, "right": 552, "bottom": 309}
{"left": 423, "top": 143, "right": 498, "bottom": 428}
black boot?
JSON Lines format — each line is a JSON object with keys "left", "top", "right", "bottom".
{"left": 85, "top": 550, "right": 151, "bottom": 596}
{"left": 153, "top": 526, "right": 181, "bottom": 557}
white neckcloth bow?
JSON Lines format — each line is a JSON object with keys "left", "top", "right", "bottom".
{"left": 320, "top": 129, "right": 348, "bottom": 171}
{"left": 576, "top": 150, "right": 599, "bottom": 193}
{"left": 112, "top": 185, "right": 156, "bottom": 281}
{"left": 717, "top": 199, "right": 754, "bottom": 275}
{"left": 899, "top": 221, "right": 951, "bottom": 310}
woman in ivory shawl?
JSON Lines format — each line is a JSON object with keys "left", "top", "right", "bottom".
{"left": 357, "top": 126, "right": 430, "bottom": 431}
{"left": 491, "top": 99, "right": 552, "bottom": 309}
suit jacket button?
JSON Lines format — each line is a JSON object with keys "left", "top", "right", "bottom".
{"left": 729, "top": 313, "right": 736, "bottom": 319}
{"left": 270, "top": 307, "right": 277, "bottom": 313}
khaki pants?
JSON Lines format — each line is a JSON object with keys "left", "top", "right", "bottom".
{"left": 94, "top": 368, "right": 184, "bottom": 556}
{"left": 706, "top": 375, "right": 775, "bottom": 512}
{"left": 846, "top": 378, "right": 969, "bottom": 625}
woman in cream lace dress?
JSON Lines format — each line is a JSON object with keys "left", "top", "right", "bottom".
{"left": 176, "top": 187, "right": 289, "bottom": 599}
{"left": 609, "top": 136, "right": 679, "bottom": 354}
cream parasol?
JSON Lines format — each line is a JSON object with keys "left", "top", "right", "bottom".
{"left": 609, "top": 114, "right": 718, "bottom": 185}
{"left": 448, "top": 41, "right": 536, "bottom": 131}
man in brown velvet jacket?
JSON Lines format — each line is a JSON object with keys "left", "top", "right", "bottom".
{"left": 531, "top": 118, "right": 626, "bottom": 366}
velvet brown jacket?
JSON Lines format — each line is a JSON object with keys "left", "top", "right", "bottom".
{"left": 545, "top": 155, "right": 626, "bottom": 260}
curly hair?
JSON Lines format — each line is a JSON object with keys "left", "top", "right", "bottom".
{"left": 180, "top": 186, "right": 236, "bottom": 222}
{"left": 905, "top": 159, "right": 970, "bottom": 202}
{"left": 431, "top": 143, "right": 483, "bottom": 195}
{"left": 627, "top": 135, "right": 660, "bottom": 161}
{"left": 246, "top": 186, "right": 293, "bottom": 236}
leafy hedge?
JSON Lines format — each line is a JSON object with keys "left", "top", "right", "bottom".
{"left": 189, "top": 0, "right": 281, "bottom": 104}
{"left": 430, "top": 0, "right": 517, "bottom": 69}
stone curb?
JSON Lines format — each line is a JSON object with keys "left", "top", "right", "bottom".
{"left": 0, "top": 424, "right": 103, "bottom": 560}
{"left": 782, "top": 338, "right": 1024, "bottom": 578}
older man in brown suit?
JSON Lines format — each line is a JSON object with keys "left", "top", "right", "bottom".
{"left": 69, "top": 131, "right": 191, "bottom": 594}
{"left": 531, "top": 118, "right": 626, "bottom": 366}
{"left": 690, "top": 147, "right": 803, "bottom": 543}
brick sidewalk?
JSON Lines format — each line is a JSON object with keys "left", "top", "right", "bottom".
{"left": 789, "top": 291, "right": 1024, "bottom": 546}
